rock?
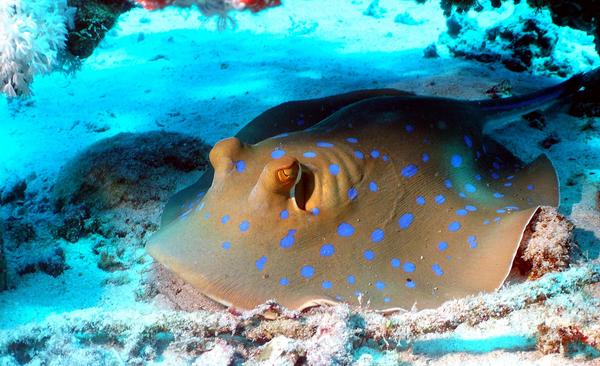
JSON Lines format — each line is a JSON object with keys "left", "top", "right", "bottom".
{"left": 192, "top": 339, "right": 235, "bottom": 366}
{"left": 53, "top": 131, "right": 210, "bottom": 212}
{"left": 0, "top": 231, "right": 7, "bottom": 291}
{"left": 515, "top": 206, "right": 575, "bottom": 280}
{"left": 0, "top": 178, "right": 26, "bottom": 205}
{"left": 522, "top": 110, "right": 547, "bottom": 130}
{"left": 394, "top": 12, "right": 424, "bottom": 26}
{"left": 3, "top": 219, "right": 36, "bottom": 247}
{"left": 256, "top": 336, "right": 304, "bottom": 365}
{"left": 16, "top": 246, "right": 67, "bottom": 278}
{"left": 441, "top": 14, "right": 572, "bottom": 75}
{"left": 423, "top": 43, "right": 439, "bottom": 58}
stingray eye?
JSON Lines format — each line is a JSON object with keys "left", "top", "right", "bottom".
{"left": 277, "top": 166, "right": 297, "bottom": 184}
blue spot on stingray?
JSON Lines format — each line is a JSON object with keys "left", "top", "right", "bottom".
{"left": 235, "top": 160, "right": 246, "bottom": 172}
{"left": 346, "top": 137, "right": 358, "bottom": 143}
{"left": 496, "top": 209, "right": 506, "bottom": 214}
{"left": 371, "top": 228, "right": 384, "bottom": 243}
{"left": 363, "top": 250, "right": 375, "bottom": 261}
{"left": 303, "top": 151, "right": 317, "bottom": 158}
{"left": 279, "top": 278, "right": 289, "bottom": 286}
{"left": 347, "top": 275, "right": 356, "bottom": 284}
{"left": 240, "top": 220, "right": 250, "bottom": 232}
{"left": 459, "top": 192, "right": 466, "bottom": 198}
{"left": 504, "top": 182, "right": 513, "bottom": 187}
{"left": 493, "top": 192, "right": 504, "bottom": 198}
{"left": 369, "top": 181, "right": 378, "bottom": 192}
{"left": 384, "top": 297, "right": 391, "bottom": 303}
{"left": 491, "top": 172, "right": 500, "bottom": 180}
{"left": 300, "top": 265, "right": 315, "bottom": 278}
{"left": 320, "top": 244, "right": 335, "bottom": 257}
{"left": 475, "top": 174, "right": 482, "bottom": 181}
{"left": 448, "top": 221, "right": 461, "bottom": 232}
{"left": 337, "top": 222, "right": 355, "bottom": 237}
{"left": 465, "top": 183, "right": 476, "bottom": 193}
{"left": 280, "top": 229, "right": 297, "bottom": 248}
{"left": 375, "top": 281, "right": 385, "bottom": 290}
{"left": 329, "top": 164, "right": 340, "bottom": 175}
{"left": 465, "top": 205, "right": 477, "bottom": 212}
{"left": 468, "top": 235, "right": 478, "bottom": 248}
{"left": 406, "top": 279, "right": 416, "bottom": 288}
{"left": 495, "top": 217, "right": 501, "bottom": 222}
{"left": 222, "top": 241, "right": 231, "bottom": 250}
{"left": 483, "top": 219, "right": 491, "bottom": 225}
{"left": 322, "top": 281, "right": 332, "bottom": 289}
{"left": 280, "top": 210, "right": 289, "bottom": 220}
{"left": 422, "top": 153, "right": 430, "bottom": 162}
{"left": 435, "top": 195, "right": 446, "bottom": 205}
{"left": 416, "top": 196, "right": 426, "bottom": 206}
{"left": 221, "top": 215, "right": 230, "bottom": 224}
{"left": 317, "top": 141, "right": 334, "bottom": 148}
{"left": 354, "top": 150, "right": 364, "bottom": 159}
{"left": 255, "top": 256, "right": 267, "bottom": 272}
{"left": 456, "top": 209, "right": 468, "bottom": 216}
{"left": 311, "top": 207, "right": 320, "bottom": 216}
{"left": 432, "top": 263, "right": 444, "bottom": 276}
{"left": 451, "top": 154, "right": 463, "bottom": 168}
{"left": 464, "top": 135, "right": 473, "bottom": 148}
{"left": 402, "top": 164, "right": 418, "bottom": 178}
{"left": 383, "top": 154, "right": 389, "bottom": 162}
{"left": 403, "top": 262, "right": 416, "bottom": 272}
{"left": 348, "top": 187, "right": 358, "bottom": 201}
{"left": 438, "top": 241, "right": 448, "bottom": 251}
{"left": 391, "top": 258, "right": 401, "bottom": 268}
{"left": 444, "top": 179, "right": 453, "bottom": 188}
{"left": 493, "top": 162, "right": 501, "bottom": 170}
{"left": 371, "top": 150, "right": 380, "bottom": 158}
{"left": 398, "top": 213, "right": 414, "bottom": 229}
{"left": 405, "top": 124, "right": 414, "bottom": 133}
{"left": 271, "top": 149, "right": 285, "bottom": 159}
{"left": 527, "top": 184, "right": 535, "bottom": 190}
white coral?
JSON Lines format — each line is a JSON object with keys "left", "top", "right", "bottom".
{"left": 0, "top": 0, "right": 74, "bottom": 97}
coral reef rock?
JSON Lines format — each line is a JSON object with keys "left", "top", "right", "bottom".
{"left": 441, "top": 14, "right": 571, "bottom": 75}
{"left": 53, "top": 131, "right": 210, "bottom": 212}
{"left": 516, "top": 206, "right": 576, "bottom": 280}
{"left": 0, "top": 231, "right": 7, "bottom": 291}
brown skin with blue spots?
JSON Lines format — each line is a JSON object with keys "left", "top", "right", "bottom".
{"left": 146, "top": 79, "right": 575, "bottom": 312}
{"left": 151, "top": 68, "right": 600, "bottom": 311}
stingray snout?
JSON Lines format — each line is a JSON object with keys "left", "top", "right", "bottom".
{"left": 209, "top": 137, "right": 244, "bottom": 174}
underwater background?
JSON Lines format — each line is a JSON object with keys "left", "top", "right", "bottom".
{"left": 1, "top": 0, "right": 600, "bottom": 364}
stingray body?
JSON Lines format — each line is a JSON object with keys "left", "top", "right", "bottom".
{"left": 148, "top": 78, "right": 589, "bottom": 312}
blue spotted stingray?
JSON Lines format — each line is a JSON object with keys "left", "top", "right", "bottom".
{"left": 148, "top": 77, "right": 588, "bottom": 312}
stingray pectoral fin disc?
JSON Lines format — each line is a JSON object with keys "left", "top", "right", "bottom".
{"left": 451, "top": 207, "right": 541, "bottom": 296}
{"left": 441, "top": 154, "right": 559, "bottom": 300}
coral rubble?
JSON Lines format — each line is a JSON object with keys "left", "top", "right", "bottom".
{"left": 0, "top": 232, "right": 6, "bottom": 292}
{"left": 53, "top": 131, "right": 210, "bottom": 212}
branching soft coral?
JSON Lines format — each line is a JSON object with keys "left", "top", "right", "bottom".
{"left": 0, "top": 0, "right": 75, "bottom": 97}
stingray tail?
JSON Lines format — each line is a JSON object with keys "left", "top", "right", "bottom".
{"left": 472, "top": 67, "right": 600, "bottom": 118}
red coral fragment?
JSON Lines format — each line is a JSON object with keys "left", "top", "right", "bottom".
{"left": 234, "top": 0, "right": 281, "bottom": 12}
{"left": 136, "top": 0, "right": 175, "bottom": 10}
